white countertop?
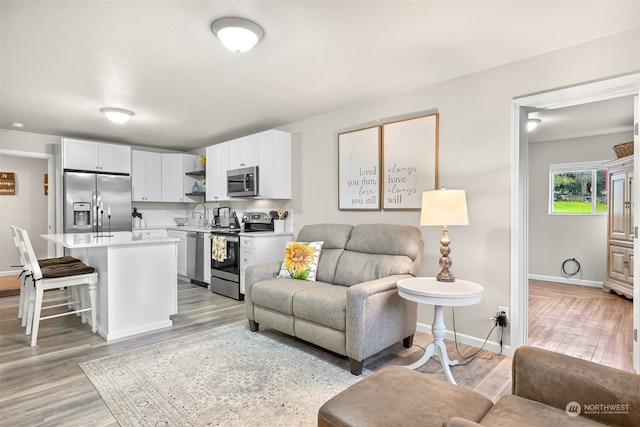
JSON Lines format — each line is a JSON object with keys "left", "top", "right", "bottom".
{"left": 41, "top": 231, "right": 179, "bottom": 249}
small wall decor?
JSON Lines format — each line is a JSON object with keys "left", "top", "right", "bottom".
{"left": 0, "top": 172, "right": 16, "bottom": 195}
{"left": 338, "top": 126, "right": 381, "bottom": 210}
{"left": 382, "top": 113, "right": 439, "bottom": 210}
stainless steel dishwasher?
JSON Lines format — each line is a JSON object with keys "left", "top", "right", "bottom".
{"left": 187, "top": 231, "right": 206, "bottom": 286}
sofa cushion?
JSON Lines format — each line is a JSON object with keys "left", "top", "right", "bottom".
{"left": 334, "top": 252, "right": 414, "bottom": 286}
{"left": 297, "top": 224, "right": 353, "bottom": 249}
{"left": 250, "top": 278, "right": 323, "bottom": 315}
{"left": 347, "top": 224, "right": 423, "bottom": 260}
{"left": 480, "top": 394, "right": 604, "bottom": 427}
{"left": 298, "top": 224, "right": 353, "bottom": 283}
{"left": 293, "top": 284, "right": 347, "bottom": 330}
{"left": 277, "top": 241, "right": 323, "bottom": 281}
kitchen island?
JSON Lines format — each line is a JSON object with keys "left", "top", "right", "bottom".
{"left": 41, "top": 231, "right": 179, "bottom": 341}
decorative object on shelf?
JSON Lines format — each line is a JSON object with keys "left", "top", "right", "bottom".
{"left": 420, "top": 188, "right": 468, "bottom": 282}
{"left": 613, "top": 141, "right": 633, "bottom": 158}
{"left": 192, "top": 181, "right": 201, "bottom": 193}
{"left": 200, "top": 156, "right": 206, "bottom": 167}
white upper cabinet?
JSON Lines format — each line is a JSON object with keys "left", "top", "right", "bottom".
{"left": 205, "top": 129, "right": 291, "bottom": 200}
{"left": 62, "top": 138, "right": 131, "bottom": 174}
{"left": 162, "top": 153, "right": 198, "bottom": 202}
{"left": 132, "top": 150, "right": 162, "bottom": 202}
{"left": 229, "top": 133, "right": 261, "bottom": 169}
{"left": 206, "top": 142, "right": 230, "bottom": 202}
{"left": 255, "top": 130, "right": 291, "bottom": 199}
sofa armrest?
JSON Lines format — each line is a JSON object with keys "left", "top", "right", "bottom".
{"left": 512, "top": 346, "right": 640, "bottom": 426}
{"left": 346, "top": 274, "right": 417, "bottom": 361}
{"left": 244, "top": 261, "right": 282, "bottom": 321}
{"left": 245, "top": 261, "right": 282, "bottom": 288}
{"left": 442, "top": 417, "right": 484, "bottom": 427}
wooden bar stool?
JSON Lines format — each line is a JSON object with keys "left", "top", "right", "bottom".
{"left": 9, "top": 225, "right": 81, "bottom": 326}
{"left": 15, "top": 227, "right": 98, "bottom": 346}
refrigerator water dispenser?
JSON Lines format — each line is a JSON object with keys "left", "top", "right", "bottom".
{"left": 73, "top": 202, "right": 91, "bottom": 226}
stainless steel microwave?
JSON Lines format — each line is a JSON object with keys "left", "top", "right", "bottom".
{"left": 227, "top": 166, "right": 259, "bottom": 197}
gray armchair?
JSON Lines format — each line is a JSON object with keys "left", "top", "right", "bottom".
{"left": 245, "top": 223, "right": 424, "bottom": 375}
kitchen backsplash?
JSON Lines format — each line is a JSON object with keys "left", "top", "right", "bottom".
{"left": 132, "top": 203, "right": 293, "bottom": 231}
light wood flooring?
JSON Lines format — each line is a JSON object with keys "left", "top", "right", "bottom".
{"left": 1, "top": 278, "right": 511, "bottom": 426}
{"left": 0, "top": 278, "right": 634, "bottom": 426}
{"left": 528, "top": 279, "right": 634, "bottom": 372}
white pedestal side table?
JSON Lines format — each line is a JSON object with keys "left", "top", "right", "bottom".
{"left": 397, "top": 277, "right": 484, "bottom": 384}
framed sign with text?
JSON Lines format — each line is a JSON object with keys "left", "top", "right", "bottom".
{"left": 338, "top": 126, "right": 381, "bottom": 210}
{"left": 382, "top": 113, "right": 439, "bottom": 210}
{"left": 0, "top": 172, "right": 16, "bottom": 195}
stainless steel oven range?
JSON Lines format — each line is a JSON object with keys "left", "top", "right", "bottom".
{"left": 209, "top": 211, "right": 275, "bottom": 300}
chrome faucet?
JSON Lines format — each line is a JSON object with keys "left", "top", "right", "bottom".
{"left": 192, "top": 203, "right": 208, "bottom": 226}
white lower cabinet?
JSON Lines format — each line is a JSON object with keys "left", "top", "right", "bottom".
{"left": 168, "top": 230, "right": 188, "bottom": 277}
{"left": 239, "top": 234, "right": 292, "bottom": 295}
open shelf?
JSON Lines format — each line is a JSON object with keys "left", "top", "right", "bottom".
{"left": 186, "top": 170, "right": 206, "bottom": 178}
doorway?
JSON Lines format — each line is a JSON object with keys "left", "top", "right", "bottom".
{"left": 511, "top": 73, "right": 640, "bottom": 372}
{"left": 0, "top": 150, "right": 56, "bottom": 275}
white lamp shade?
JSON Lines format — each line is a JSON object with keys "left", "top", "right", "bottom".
{"left": 212, "top": 18, "right": 264, "bottom": 53}
{"left": 420, "top": 189, "right": 469, "bottom": 226}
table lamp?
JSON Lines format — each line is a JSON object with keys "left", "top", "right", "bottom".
{"left": 420, "top": 188, "right": 469, "bottom": 282}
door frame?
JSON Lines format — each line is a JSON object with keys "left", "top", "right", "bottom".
{"left": 511, "top": 72, "right": 640, "bottom": 370}
{"left": 0, "top": 149, "right": 57, "bottom": 257}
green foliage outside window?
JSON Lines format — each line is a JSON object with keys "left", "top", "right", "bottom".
{"left": 551, "top": 169, "right": 608, "bottom": 214}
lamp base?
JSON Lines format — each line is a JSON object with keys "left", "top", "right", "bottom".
{"left": 436, "top": 269, "right": 456, "bottom": 282}
{"left": 436, "top": 226, "right": 456, "bottom": 282}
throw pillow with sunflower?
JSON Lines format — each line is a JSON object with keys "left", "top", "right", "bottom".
{"left": 277, "top": 241, "right": 323, "bottom": 281}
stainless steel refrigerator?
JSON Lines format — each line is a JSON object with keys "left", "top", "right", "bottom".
{"left": 63, "top": 171, "right": 132, "bottom": 233}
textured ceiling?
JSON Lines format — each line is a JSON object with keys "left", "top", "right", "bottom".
{"left": 1, "top": 1, "right": 639, "bottom": 151}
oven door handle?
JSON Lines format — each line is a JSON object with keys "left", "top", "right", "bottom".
{"left": 209, "top": 234, "right": 239, "bottom": 243}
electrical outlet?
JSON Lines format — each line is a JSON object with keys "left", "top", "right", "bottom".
{"left": 498, "top": 306, "right": 509, "bottom": 326}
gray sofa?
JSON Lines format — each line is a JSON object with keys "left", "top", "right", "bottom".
{"left": 245, "top": 223, "right": 424, "bottom": 375}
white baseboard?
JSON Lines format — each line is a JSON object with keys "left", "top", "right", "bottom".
{"left": 0, "top": 270, "right": 21, "bottom": 277}
{"left": 416, "top": 322, "right": 512, "bottom": 357}
{"left": 528, "top": 274, "right": 603, "bottom": 288}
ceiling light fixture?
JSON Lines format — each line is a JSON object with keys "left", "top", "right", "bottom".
{"left": 10, "top": 122, "right": 25, "bottom": 128}
{"left": 211, "top": 17, "right": 264, "bottom": 53}
{"left": 527, "top": 118, "right": 541, "bottom": 132}
{"left": 100, "top": 107, "right": 134, "bottom": 124}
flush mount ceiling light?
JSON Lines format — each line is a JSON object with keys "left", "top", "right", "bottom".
{"left": 100, "top": 107, "right": 134, "bottom": 124}
{"left": 211, "top": 17, "right": 264, "bottom": 53}
{"left": 527, "top": 118, "right": 541, "bottom": 131}
{"left": 10, "top": 122, "right": 25, "bottom": 128}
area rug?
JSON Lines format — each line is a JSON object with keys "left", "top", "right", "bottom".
{"left": 80, "top": 322, "right": 365, "bottom": 426}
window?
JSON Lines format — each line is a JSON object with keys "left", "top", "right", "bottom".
{"left": 549, "top": 161, "right": 608, "bottom": 215}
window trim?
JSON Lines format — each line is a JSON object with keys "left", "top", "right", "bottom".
{"left": 548, "top": 160, "right": 609, "bottom": 215}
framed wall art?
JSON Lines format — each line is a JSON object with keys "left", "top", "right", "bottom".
{"left": 338, "top": 125, "right": 381, "bottom": 210}
{"left": 382, "top": 113, "right": 439, "bottom": 210}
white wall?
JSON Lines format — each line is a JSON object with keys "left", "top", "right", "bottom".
{"left": 0, "top": 155, "right": 49, "bottom": 269}
{"left": 279, "top": 28, "right": 639, "bottom": 348}
{"left": 0, "top": 28, "right": 637, "bottom": 350}
{"left": 528, "top": 132, "right": 633, "bottom": 285}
